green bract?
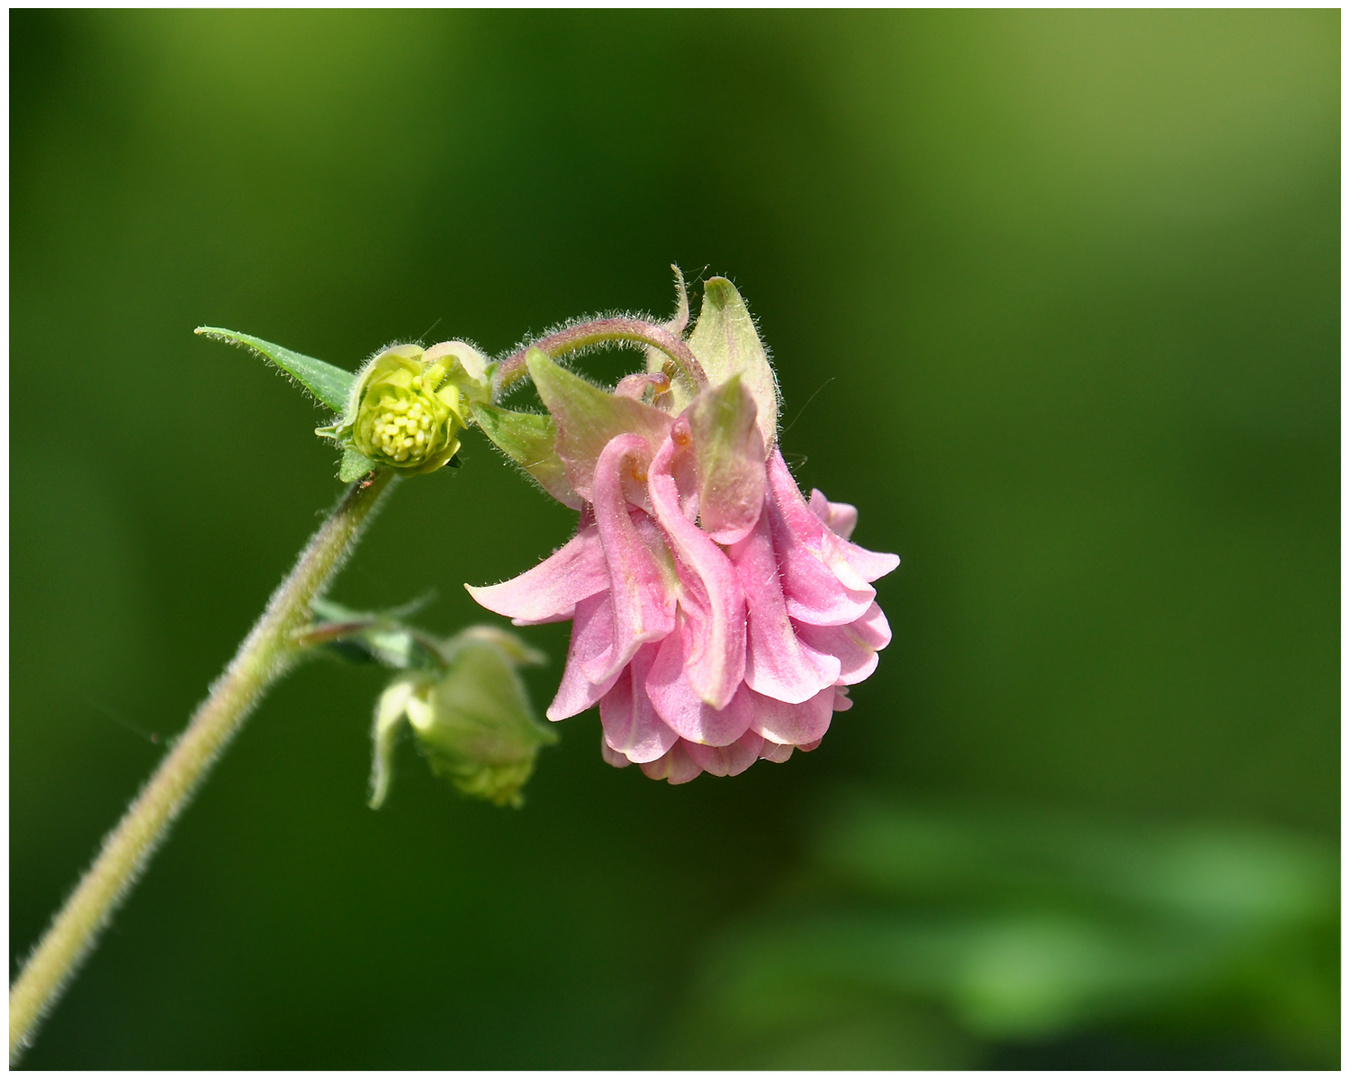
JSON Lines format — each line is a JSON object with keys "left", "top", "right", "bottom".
{"left": 318, "top": 341, "right": 494, "bottom": 479}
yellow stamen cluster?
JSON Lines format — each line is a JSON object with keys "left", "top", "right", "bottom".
{"left": 368, "top": 384, "right": 437, "bottom": 463}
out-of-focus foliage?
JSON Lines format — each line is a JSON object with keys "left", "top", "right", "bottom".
{"left": 10, "top": 10, "right": 1337, "bottom": 1069}
{"left": 661, "top": 795, "right": 1338, "bottom": 1068}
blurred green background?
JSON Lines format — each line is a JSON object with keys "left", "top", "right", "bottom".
{"left": 10, "top": 10, "right": 1339, "bottom": 1069}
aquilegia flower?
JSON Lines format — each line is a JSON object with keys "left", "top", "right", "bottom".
{"left": 468, "top": 276, "right": 898, "bottom": 783}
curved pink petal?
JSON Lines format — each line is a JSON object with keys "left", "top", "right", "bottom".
{"left": 645, "top": 629, "right": 756, "bottom": 746}
{"left": 766, "top": 450, "right": 879, "bottom": 626}
{"left": 809, "top": 489, "right": 858, "bottom": 540}
{"left": 598, "top": 644, "right": 678, "bottom": 764}
{"left": 587, "top": 434, "right": 677, "bottom": 683}
{"left": 730, "top": 510, "right": 840, "bottom": 703}
{"left": 832, "top": 533, "right": 901, "bottom": 586}
{"left": 758, "top": 740, "right": 795, "bottom": 763}
{"left": 466, "top": 523, "right": 608, "bottom": 626}
{"left": 546, "top": 593, "right": 622, "bottom": 721}
{"left": 794, "top": 602, "right": 892, "bottom": 685}
{"left": 685, "top": 729, "right": 765, "bottom": 777}
{"left": 749, "top": 685, "right": 836, "bottom": 747}
{"left": 600, "top": 739, "right": 633, "bottom": 768}
{"left": 649, "top": 434, "right": 746, "bottom": 708}
{"left": 832, "top": 688, "right": 853, "bottom": 712}
{"left": 639, "top": 740, "right": 704, "bottom": 784}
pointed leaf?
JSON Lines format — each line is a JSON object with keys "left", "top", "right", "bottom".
{"left": 686, "top": 279, "right": 780, "bottom": 449}
{"left": 196, "top": 326, "right": 355, "bottom": 412}
{"left": 526, "top": 349, "right": 672, "bottom": 501}
{"left": 469, "top": 402, "right": 581, "bottom": 508}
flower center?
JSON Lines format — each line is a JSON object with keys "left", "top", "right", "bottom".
{"left": 368, "top": 394, "right": 437, "bottom": 463}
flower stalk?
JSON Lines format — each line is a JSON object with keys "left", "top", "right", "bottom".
{"left": 494, "top": 316, "right": 706, "bottom": 398}
{"left": 8, "top": 469, "right": 397, "bottom": 1065}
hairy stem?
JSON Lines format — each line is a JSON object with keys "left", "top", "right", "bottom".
{"left": 9, "top": 469, "right": 397, "bottom": 1065}
{"left": 493, "top": 316, "right": 706, "bottom": 398}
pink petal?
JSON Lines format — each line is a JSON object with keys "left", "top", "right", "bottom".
{"left": 685, "top": 729, "right": 765, "bottom": 776}
{"left": 598, "top": 644, "right": 678, "bottom": 764}
{"left": 648, "top": 434, "right": 746, "bottom": 708}
{"left": 748, "top": 685, "right": 835, "bottom": 747}
{"left": 770, "top": 511, "right": 875, "bottom": 626}
{"left": 758, "top": 741, "right": 795, "bottom": 764}
{"left": 639, "top": 740, "right": 704, "bottom": 784}
{"left": 809, "top": 489, "right": 858, "bottom": 540}
{"left": 601, "top": 739, "right": 633, "bottom": 768}
{"left": 833, "top": 688, "right": 854, "bottom": 712}
{"left": 645, "top": 629, "right": 756, "bottom": 746}
{"left": 730, "top": 510, "right": 841, "bottom": 703}
{"left": 765, "top": 450, "right": 886, "bottom": 626}
{"left": 546, "top": 593, "right": 622, "bottom": 721}
{"left": 833, "top": 533, "right": 901, "bottom": 586}
{"left": 794, "top": 602, "right": 892, "bottom": 685}
{"left": 586, "top": 434, "right": 677, "bottom": 684}
{"left": 465, "top": 522, "right": 608, "bottom": 626}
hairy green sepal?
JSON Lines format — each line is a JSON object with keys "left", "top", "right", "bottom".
{"left": 470, "top": 402, "right": 580, "bottom": 509}
{"left": 685, "top": 278, "right": 781, "bottom": 450}
{"left": 526, "top": 348, "right": 672, "bottom": 502}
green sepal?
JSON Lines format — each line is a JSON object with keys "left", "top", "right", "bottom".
{"left": 687, "top": 374, "right": 767, "bottom": 545}
{"left": 195, "top": 326, "right": 355, "bottom": 412}
{"left": 525, "top": 348, "right": 673, "bottom": 502}
{"left": 469, "top": 401, "right": 581, "bottom": 509}
{"left": 339, "top": 448, "right": 378, "bottom": 483}
{"left": 685, "top": 278, "right": 781, "bottom": 449}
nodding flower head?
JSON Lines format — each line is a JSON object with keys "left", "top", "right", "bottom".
{"left": 320, "top": 341, "right": 492, "bottom": 476}
{"left": 468, "top": 276, "right": 898, "bottom": 784}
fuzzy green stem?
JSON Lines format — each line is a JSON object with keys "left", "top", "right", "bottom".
{"left": 9, "top": 469, "right": 398, "bottom": 1065}
{"left": 493, "top": 317, "right": 706, "bottom": 399}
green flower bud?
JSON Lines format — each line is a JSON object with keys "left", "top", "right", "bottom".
{"left": 369, "top": 626, "right": 556, "bottom": 809}
{"left": 318, "top": 340, "right": 494, "bottom": 476}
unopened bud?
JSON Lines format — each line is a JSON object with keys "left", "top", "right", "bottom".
{"left": 369, "top": 626, "right": 555, "bottom": 809}
{"left": 319, "top": 341, "right": 494, "bottom": 476}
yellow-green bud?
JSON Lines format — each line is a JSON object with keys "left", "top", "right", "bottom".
{"left": 369, "top": 626, "right": 556, "bottom": 809}
{"left": 350, "top": 346, "right": 463, "bottom": 474}
{"left": 320, "top": 340, "right": 494, "bottom": 476}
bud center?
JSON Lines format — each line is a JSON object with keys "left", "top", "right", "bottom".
{"left": 368, "top": 396, "right": 437, "bottom": 463}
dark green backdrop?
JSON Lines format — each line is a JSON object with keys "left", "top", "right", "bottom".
{"left": 11, "top": 10, "right": 1339, "bottom": 1069}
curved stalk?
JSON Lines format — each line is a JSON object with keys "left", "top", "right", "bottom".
{"left": 494, "top": 316, "right": 705, "bottom": 398}
{"left": 9, "top": 470, "right": 397, "bottom": 1065}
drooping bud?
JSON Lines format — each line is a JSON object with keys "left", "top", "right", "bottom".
{"left": 318, "top": 341, "right": 494, "bottom": 479}
{"left": 368, "top": 626, "right": 555, "bottom": 809}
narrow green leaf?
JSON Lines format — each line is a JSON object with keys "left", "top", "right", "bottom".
{"left": 469, "top": 401, "right": 581, "bottom": 508}
{"left": 195, "top": 326, "right": 355, "bottom": 413}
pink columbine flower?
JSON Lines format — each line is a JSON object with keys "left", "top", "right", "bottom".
{"left": 467, "top": 276, "right": 898, "bottom": 783}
